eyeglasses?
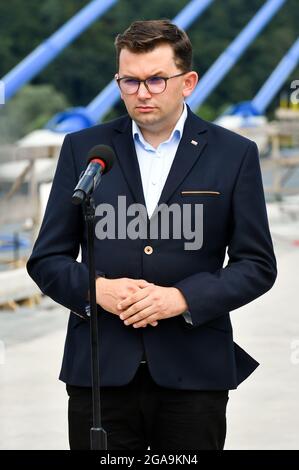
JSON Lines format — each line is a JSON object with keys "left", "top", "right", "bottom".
{"left": 116, "top": 72, "right": 188, "bottom": 95}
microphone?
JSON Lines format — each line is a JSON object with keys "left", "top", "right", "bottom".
{"left": 72, "top": 144, "right": 115, "bottom": 205}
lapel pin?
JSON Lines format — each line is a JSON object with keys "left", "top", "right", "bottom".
{"left": 191, "top": 140, "right": 198, "bottom": 146}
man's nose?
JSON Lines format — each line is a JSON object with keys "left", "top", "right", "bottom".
{"left": 137, "top": 81, "right": 151, "bottom": 99}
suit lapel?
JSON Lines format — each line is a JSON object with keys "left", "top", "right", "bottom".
{"left": 112, "top": 116, "right": 146, "bottom": 209}
{"left": 152, "top": 109, "right": 208, "bottom": 218}
{"left": 112, "top": 109, "right": 208, "bottom": 222}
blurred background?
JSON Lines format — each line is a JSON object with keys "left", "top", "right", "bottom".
{"left": 0, "top": 0, "right": 298, "bottom": 449}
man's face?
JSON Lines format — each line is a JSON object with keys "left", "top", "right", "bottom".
{"left": 116, "top": 44, "right": 197, "bottom": 132}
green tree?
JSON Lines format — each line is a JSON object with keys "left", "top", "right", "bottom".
{"left": 0, "top": 0, "right": 298, "bottom": 123}
{"left": 0, "top": 84, "right": 69, "bottom": 143}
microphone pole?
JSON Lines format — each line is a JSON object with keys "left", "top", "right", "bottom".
{"left": 83, "top": 193, "right": 107, "bottom": 450}
{"left": 72, "top": 145, "right": 115, "bottom": 450}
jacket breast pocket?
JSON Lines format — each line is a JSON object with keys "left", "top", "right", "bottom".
{"left": 179, "top": 189, "right": 225, "bottom": 238}
{"left": 181, "top": 190, "right": 221, "bottom": 196}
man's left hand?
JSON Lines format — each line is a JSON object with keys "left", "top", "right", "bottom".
{"left": 117, "top": 284, "right": 188, "bottom": 328}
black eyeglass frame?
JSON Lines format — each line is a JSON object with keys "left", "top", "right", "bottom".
{"left": 116, "top": 71, "right": 188, "bottom": 95}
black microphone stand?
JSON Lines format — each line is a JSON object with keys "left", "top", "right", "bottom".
{"left": 83, "top": 194, "right": 107, "bottom": 450}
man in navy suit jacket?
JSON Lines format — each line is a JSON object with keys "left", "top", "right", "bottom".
{"left": 27, "top": 20, "right": 277, "bottom": 450}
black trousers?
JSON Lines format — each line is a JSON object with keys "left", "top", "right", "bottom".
{"left": 66, "top": 363, "right": 229, "bottom": 451}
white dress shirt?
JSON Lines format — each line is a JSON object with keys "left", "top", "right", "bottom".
{"left": 132, "top": 102, "right": 193, "bottom": 325}
{"left": 132, "top": 102, "right": 187, "bottom": 219}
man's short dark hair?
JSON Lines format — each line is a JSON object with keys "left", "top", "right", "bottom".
{"left": 114, "top": 19, "right": 193, "bottom": 72}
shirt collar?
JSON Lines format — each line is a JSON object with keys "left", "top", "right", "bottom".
{"left": 132, "top": 102, "right": 188, "bottom": 150}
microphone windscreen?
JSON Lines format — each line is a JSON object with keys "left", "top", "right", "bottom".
{"left": 87, "top": 144, "right": 115, "bottom": 174}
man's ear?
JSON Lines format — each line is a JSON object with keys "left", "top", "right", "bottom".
{"left": 182, "top": 71, "right": 198, "bottom": 98}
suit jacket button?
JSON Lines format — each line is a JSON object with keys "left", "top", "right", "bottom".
{"left": 144, "top": 245, "right": 153, "bottom": 255}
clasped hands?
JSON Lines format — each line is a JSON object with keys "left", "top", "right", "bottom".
{"left": 96, "top": 277, "right": 188, "bottom": 328}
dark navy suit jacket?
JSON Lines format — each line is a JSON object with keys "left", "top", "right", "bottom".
{"left": 27, "top": 107, "right": 277, "bottom": 390}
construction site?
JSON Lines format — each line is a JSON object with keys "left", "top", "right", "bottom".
{"left": 0, "top": 0, "right": 298, "bottom": 451}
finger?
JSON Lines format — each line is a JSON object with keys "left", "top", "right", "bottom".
{"left": 126, "top": 279, "right": 149, "bottom": 294}
{"left": 136, "top": 279, "right": 152, "bottom": 288}
{"left": 121, "top": 297, "right": 152, "bottom": 322}
{"left": 133, "top": 314, "right": 159, "bottom": 328}
{"left": 123, "top": 305, "right": 157, "bottom": 326}
{"left": 141, "top": 321, "right": 158, "bottom": 327}
{"left": 118, "top": 285, "right": 152, "bottom": 311}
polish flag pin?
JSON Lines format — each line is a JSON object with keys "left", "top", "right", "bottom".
{"left": 191, "top": 140, "right": 198, "bottom": 146}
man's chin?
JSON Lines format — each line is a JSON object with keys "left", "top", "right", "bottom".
{"left": 132, "top": 111, "right": 160, "bottom": 127}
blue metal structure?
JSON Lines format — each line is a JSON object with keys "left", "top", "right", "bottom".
{"left": 186, "top": 0, "right": 287, "bottom": 111}
{"left": 1, "top": 0, "right": 118, "bottom": 101}
{"left": 252, "top": 37, "right": 299, "bottom": 113}
{"left": 48, "top": 0, "right": 215, "bottom": 132}
{"left": 220, "top": 37, "right": 299, "bottom": 118}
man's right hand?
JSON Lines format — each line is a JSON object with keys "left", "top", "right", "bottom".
{"left": 95, "top": 277, "right": 158, "bottom": 327}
